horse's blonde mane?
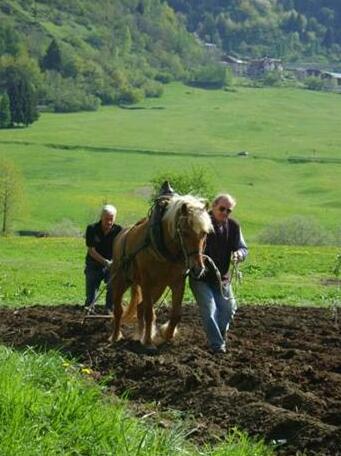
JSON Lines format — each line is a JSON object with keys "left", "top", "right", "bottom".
{"left": 163, "top": 194, "right": 213, "bottom": 236}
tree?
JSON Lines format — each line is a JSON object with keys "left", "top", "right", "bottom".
{"left": 0, "top": 160, "right": 25, "bottom": 235}
{"left": 41, "top": 39, "right": 63, "bottom": 72}
{"left": 0, "top": 56, "right": 40, "bottom": 127}
{"left": 0, "top": 57, "right": 38, "bottom": 125}
{"left": 0, "top": 92, "right": 11, "bottom": 128}
{"left": 7, "top": 76, "right": 39, "bottom": 126}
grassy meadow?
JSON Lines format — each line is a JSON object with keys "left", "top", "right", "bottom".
{"left": 0, "top": 83, "right": 340, "bottom": 455}
{"left": 0, "top": 83, "right": 340, "bottom": 239}
{"left": 0, "top": 237, "right": 338, "bottom": 308}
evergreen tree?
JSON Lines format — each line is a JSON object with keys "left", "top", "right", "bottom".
{"left": 6, "top": 75, "right": 39, "bottom": 126}
{"left": 0, "top": 93, "right": 11, "bottom": 128}
{"left": 41, "top": 39, "right": 62, "bottom": 72}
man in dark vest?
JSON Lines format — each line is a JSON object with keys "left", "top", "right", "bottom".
{"left": 189, "top": 193, "right": 248, "bottom": 354}
{"left": 84, "top": 204, "right": 122, "bottom": 313}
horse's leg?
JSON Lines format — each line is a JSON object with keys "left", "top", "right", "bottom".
{"left": 140, "top": 283, "right": 165, "bottom": 350}
{"left": 108, "top": 271, "right": 128, "bottom": 343}
{"left": 133, "top": 299, "right": 144, "bottom": 341}
{"left": 160, "top": 278, "right": 185, "bottom": 342}
{"left": 122, "top": 283, "right": 142, "bottom": 323}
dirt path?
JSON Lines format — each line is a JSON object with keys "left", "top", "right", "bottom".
{"left": 0, "top": 304, "right": 340, "bottom": 455}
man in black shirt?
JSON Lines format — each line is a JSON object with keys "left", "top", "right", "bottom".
{"left": 84, "top": 204, "right": 122, "bottom": 313}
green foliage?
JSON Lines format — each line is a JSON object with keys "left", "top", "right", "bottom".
{"left": 0, "top": 0, "right": 207, "bottom": 110}
{"left": 0, "top": 54, "right": 41, "bottom": 126}
{"left": 150, "top": 166, "right": 215, "bottom": 201}
{"left": 304, "top": 76, "right": 324, "bottom": 91}
{"left": 0, "top": 346, "right": 274, "bottom": 455}
{"left": 332, "top": 253, "right": 341, "bottom": 279}
{"left": 0, "top": 22, "right": 21, "bottom": 56}
{"left": 117, "top": 86, "right": 145, "bottom": 105}
{"left": 167, "top": 0, "right": 341, "bottom": 62}
{"left": 0, "top": 159, "right": 26, "bottom": 235}
{"left": 257, "top": 215, "right": 337, "bottom": 246}
{"left": 262, "top": 70, "right": 283, "bottom": 87}
{"left": 0, "top": 92, "right": 11, "bottom": 128}
{"left": 189, "top": 64, "right": 227, "bottom": 89}
{"left": 41, "top": 71, "right": 100, "bottom": 112}
{"left": 41, "top": 39, "right": 63, "bottom": 72}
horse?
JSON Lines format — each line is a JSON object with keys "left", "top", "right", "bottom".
{"left": 109, "top": 194, "right": 213, "bottom": 352}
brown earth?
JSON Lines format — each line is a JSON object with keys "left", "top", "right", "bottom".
{"left": 0, "top": 303, "right": 340, "bottom": 455}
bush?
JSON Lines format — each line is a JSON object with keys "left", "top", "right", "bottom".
{"left": 189, "top": 64, "right": 227, "bottom": 89}
{"left": 48, "top": 219, "right": 82, "bottom": 237}
{"left": 257, "top": 215, "right": 337, "bottom": 246}
{"left": 117, "top": 86, "right": 144, "bottom": 105}
{"left": 150, "top": 166, "right": 215, "bottom": 202}
{"left": 262, "top": 70, "right": 282, "bottom": 87}
{"left": 142, "top": 80, "right": 164, "bottom": 98}
{"left": 41, "top": 72, "right": 100, "bottom": 112}
{"left": 304, "top": 76, "right": 323, "bottom": 91}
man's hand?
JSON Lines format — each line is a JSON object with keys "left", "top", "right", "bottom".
{"left": 104, "top": 259, "right": 113, "bottom": 269}
{"left": 232, "top": 251, "right": 243, "bottom": 263}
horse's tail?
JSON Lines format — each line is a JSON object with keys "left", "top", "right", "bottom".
{"left": 122, "top": 283, "right": 142, "bottom": 323}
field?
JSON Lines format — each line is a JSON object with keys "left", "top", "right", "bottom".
{"left": 1, "top": 83, "right": 340, "bottom": 455}
{"left": 0, "top": 84, "right": 340, "bottom": 239}
{"left": 0, "top": 303, "right": 340, "bottom": 456}
{"left": 0, "top": 237, "right": 339, "bottom": 307}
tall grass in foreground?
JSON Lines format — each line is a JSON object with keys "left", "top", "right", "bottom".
{"left": 0, "top": 346, "right": 273, "bottom": 456}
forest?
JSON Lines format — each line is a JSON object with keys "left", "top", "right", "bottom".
{"left": 1, "top": 0, "right": 341, "bottom": 121}
{"left": 167, "top": 0, "right": 341, "bottom": 62}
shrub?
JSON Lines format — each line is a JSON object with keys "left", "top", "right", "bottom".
{"left": 257, "top": 215, "right": 337, "bottom": 246}
{"left": 117, "top": 86, "right": 144, "bottom": 104}
{"left": 142, "top": 80, "right": 163, "bottom": 98}
{"left": 189, "top": 64, "right": 227, "bottom": 89}
{"left": 150, "top": 166, "right": 215, "bottom": 202}
{"left": 304, "top": 76, "right": 323, "bottom": 91}
{"left": 48, "top": 219, "right": 82, "bottom": 237}
{"left": 41, "top": 72, "right": 100, "bottom": 112}
{"left": 262, "top": 70, "right": 282, "bottom": 87}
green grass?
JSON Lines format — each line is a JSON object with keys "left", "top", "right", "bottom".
{"left": 0, "top": 84, "right": 340, "bottom": 239}
{"left": 0, "top": 237, "right": 338, "bottom": 307}
{"left": 0, "top": 346, "right": 274, "bottom": 456}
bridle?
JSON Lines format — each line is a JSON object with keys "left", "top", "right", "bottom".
{"left": 174, "top": 216, "right": 205, "bottom": 272}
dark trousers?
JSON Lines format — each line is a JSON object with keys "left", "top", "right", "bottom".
{"left": 84, "top": 264, "right": 113, "bottom": 309}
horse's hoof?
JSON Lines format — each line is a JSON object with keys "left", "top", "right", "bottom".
{"left": 108, "top": 331, "right": 123, "bottom": 344}
{"left": 152, "top": 333, "right": 165, "bottom": 346}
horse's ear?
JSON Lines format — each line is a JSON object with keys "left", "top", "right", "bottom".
{"left": 204, "top": 200, "right": 210, "bottom": 211}
{"left": 181, "top": 203, "right": 188, "bottom": 215}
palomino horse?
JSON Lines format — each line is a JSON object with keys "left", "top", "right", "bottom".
{"left": 109, "top": 194, "right": 213, "bottom": 352}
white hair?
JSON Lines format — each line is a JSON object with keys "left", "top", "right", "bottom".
{"left": 163, "top": 194, "right": 213, "bottom": 236}
{"left": 212, "top": 193, "right": 236, "bottom": 209}
{"left": 101, "top": 204, "right": 117, "bottom": 217}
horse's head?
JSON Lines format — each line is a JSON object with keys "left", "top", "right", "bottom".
{"left": 164, "top": 195, "right": 213, "bottom": 278}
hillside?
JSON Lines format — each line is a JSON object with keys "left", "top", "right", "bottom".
{"left": 0, "top": 0, "right": 207, "bottom": 111}
{"left": 167, "top": 0, "right": 341, "bottom": 65}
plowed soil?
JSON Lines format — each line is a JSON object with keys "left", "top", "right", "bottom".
{"left": 0, "top": 304, "right": 340, "bottom": 456}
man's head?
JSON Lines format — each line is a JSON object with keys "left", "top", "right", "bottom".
{"left": 100, "top": 204, "right": 117, "bottom": 233}
{"left": 211, "top": 193, "right": 236, "bottom": 224}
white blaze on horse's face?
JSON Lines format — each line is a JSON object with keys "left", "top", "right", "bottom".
{"left": 178, "top": 207, "right": 212, "bottom": 278}
{"left": 164, "top": 195, "right": 213, "bottom": 278}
